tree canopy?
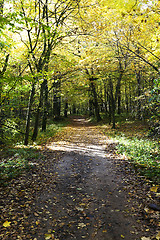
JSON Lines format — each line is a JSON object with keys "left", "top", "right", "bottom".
{"left": 0, "top": 0, "right": 159, "bottom": 145}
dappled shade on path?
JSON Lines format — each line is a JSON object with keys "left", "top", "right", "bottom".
{"left": 0, "top": 117, "right": 153, "bottom": 239}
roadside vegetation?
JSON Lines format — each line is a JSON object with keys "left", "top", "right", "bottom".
{"left": 0, "top": 119, "right": 67, "bottom": 185}
{"left": 98, "top": 120, "right": 160, "bottom": 184}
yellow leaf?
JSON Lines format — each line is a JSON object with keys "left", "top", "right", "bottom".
{"left": 141, "top": 237, "right": 151, "bottom": 240}
{"left": 121, "top": 235, "right": 125, "bottom": 238}
{"left": 3, "top": 221, "right": 11, "bottom": 227}
{"left": 156, "top": 231, "right": 160, "bottom": 240}
{"left": 150, "top": 186, "right": 158, "bottom": 192}
{"left": 45, "top": 234, "right": 51, "bottom": 239}
{"left": 45, "top": 233, "right": 54, "bottom": 240}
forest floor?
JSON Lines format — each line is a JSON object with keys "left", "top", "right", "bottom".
{"left": 0, "top": 116, "right": 160, "bottom": 240}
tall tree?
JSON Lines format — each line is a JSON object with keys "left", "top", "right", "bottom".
{"left": 13, "top": 0, "right": 81, "bottom": 144}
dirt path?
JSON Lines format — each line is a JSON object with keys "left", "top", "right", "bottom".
{"left": 1, "top": 117, "right": 155, "bottom": 239}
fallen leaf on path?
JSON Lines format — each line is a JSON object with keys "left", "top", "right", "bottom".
{"left": 75, "top": 207, "right": 84, "bottom": 211}
{"left": 156, "top": 231, "right": 160, "bottom": 240}
{"left": 78, "top": 223, "right": 86, "bottom": 228}
{"left": 45, "top": 233, "right": 54, "bottom": 239}
{"left": 150, "top": 186, "right": 159, "bottom": 193}
{"left": 3, "top": 221, "right": 11, "bottom": 227}
{"left": 141, "top": 237, "right": 151, "bottom": 240}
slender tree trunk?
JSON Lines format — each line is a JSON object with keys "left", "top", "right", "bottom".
{"left": 109, "top": 77, "right": 116, "bottom": 128}
{"left": 42, "top": 78, "right": 48, "bottom": 131}
{"left": 136, "top": 70, "right": 141, "bottom": 119}
{"left": 117, "top": 89, "right": 121, "bottom": 114}
{"left": 0, "top": 54, "right": 9, "bottom": 144}
{"left": 24, "top": 84, "right": 35, "bottom": 145}
{"left": 53, "top": 95, "right": 61, "bottom": 119}
{"left": 53, "top": 80, "right": 61, "bottom": 119}
{"left": 115, "top": 70, "right": 123, "bottom": 115}
{"left": 108, "top": 92, "right": 112, "bottom": 125}
{"left": 32, "top": 82, "right": 44, "bottom": 141}
{"left": 88, "top": 99, "right": 94, "bottom": 116}
{"left": 85, "top": 69, "right": 101, "bottom": 121}
{"left": 125, "top": 84, "right": 129, "bottom": 113}
{"left": 72, "top": 104, "right": 76, "bottom": 114}
{"left": 129, "top": 82, "right": 132, "bottom": 112}
{"left": 104, "top": 81, "right": 108, "bottom": 114}
{"left": 64, "top": 101, "right": 68, "bottom": 118}
{"left": 89, "top": 77, "right": 101, "bottom": 122}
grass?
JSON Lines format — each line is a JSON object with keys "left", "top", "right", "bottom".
{"left": 99, "top": 120, "right": 160, "bottom": 183}
{"left": 114, "top": 136, "right": 159, "bottom": 182}
{"left": 0, "top": 147, "right": 41, "bottom": 186}
{"left": 34, "top": 119, "right": 68, "bottom": 145}
{"left": 0, "top": 118, "right": 68, "bottom": 185}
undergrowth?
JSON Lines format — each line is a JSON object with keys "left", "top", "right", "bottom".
{"left": 34, "top": 119, "right": 68, "bottom": 145}
{"left": 0, "top": 119, "right": 68, "bottom": 185}
{"left": 0, "top": 148, "right": 40, "bottom": 186}
{"left": 114, "top": 135, "right": 159, "bottom": 183}
{"left": 100, "top": 120, "right": 160, "bottom": 183}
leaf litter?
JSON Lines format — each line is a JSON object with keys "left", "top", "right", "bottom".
{"left": 0, "top": 117, "right": 159, "bottom": 239}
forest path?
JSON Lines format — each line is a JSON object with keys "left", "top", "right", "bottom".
{"left": 1, "top": 117, "right": 147, "bottom": 240}
{"left": 36, "top": 116, "right": 144, "bottom": 240}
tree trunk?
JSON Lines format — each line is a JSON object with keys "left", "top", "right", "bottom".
{"left": 109, "top": 77, "right": 116, "bottom": 128}
{"left": 64, "top": 101, "right": 68, "bottom": 118}
{"left": 32, "top": 82, "right": 44, "bottom": 141}
{"left": 42, "top": 78, "right": 48, "bottom": 131}
{"left": 129, "top": 82, "right": 132, "bottom": 112}
{"left": 53, "top": 80, "right": 61, "bottom": 119}
{"left": 24, "top": 84, "right": 35, "bottom": 145}
{"left": 53, "top": 95, "right": 61, "bottom": 119}
{"left": 104, "top": 81, "right": 108, "bottom": 114}
{"left": 107, "top": 91, "right": 112, "bottom": 124}
{"left": 89, "top": 77, "right": 101, "bottom": 122}
{"left": 0, "top": 54, "right": 10, "bottom": 145}
{"left": 125, "top": 84, "right": 129, "bottom": 113}
{"left": 136, "top": 70, "right": 141, "bottom": 119}
{"left": 117, "top": 89, "right": 121, "bottom": 115}
{"left": 115, "top": 70, "right": 123, "bottom": 115}
{"left": 72, "top": 104, "right": 76, "bottom": 114}
{"left": 88, "top": 99, "right": 94, "bottom": 116}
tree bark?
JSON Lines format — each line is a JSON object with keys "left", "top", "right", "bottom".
{"left": 0, "top": 54, "right": 10, "bottom": 144}
{"left": 32, "top": 82, "right": 44, "bottom": 141}
{"left": 53, "top": 80, "right": 61, "bottom": 119}
{"left": 115, "top": 70, "right": 123, "bottom": 115}
{"left": 64, "top": 101, "right": 68, "bottom": 118}
{"left": 125, "top": 83, "right": 129, "bottom": 113}
{"left": 136, "top": 70, "right": 141, "bottom": 119}
{"left": 103, "top": 81, "right": 108, "bottom": 114}
{"left": 24, "top": 84, "right": 35, "bottom": 145}
{"left": 88, "top": 99, "right": 94, "bottom": 117}
{"left": 42, "top": 78, "right": 48, "bottom": 131}
{"left": 89, "top": 77, "right": 101, "bottom": 122}
{"left": 109, "top": 77, "right": 116, "bottom": 128}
